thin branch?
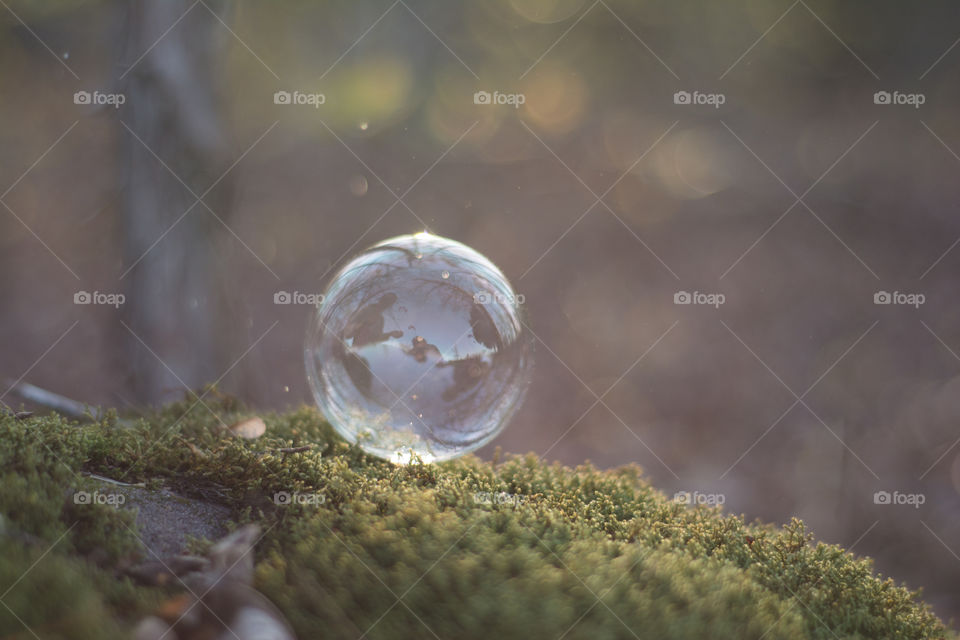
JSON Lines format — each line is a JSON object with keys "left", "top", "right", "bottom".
{"left": 2, "top": 380, "right": 89, "bottom": 419}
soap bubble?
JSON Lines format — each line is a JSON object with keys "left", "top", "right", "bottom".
{"left": 305, "top": 233, "right": 533, "bottom": 464}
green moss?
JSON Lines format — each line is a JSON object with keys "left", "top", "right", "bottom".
{"left": 0, "top": 395, "right": 951, "bottom": 639}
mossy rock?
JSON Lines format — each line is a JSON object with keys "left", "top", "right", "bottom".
{"left": 0, "top": 396, "right": 952, "bottom": 639}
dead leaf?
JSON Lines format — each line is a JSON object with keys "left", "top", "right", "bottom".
{"left": 126, "top": 556, "right": 211, "bottom": 586}
{"left": 133, "top": 524, "right": 296, "bottom": 639}
{"left": 228, "top": 417, "right": 266, "bottom": 439}
{"left": 222, "top": 600, "right": 296, "bottom": 640}
{"left": 209, "top": 524, "right": 260, "bottom": 584}
{"left": 134, "top": 616, "right": 173, "bottom": 640}
{"left": 157, "top": 594, "right": 194, "bottom": 622}
{"left": 184, "top": 441, "right": 208, "bottom": 459}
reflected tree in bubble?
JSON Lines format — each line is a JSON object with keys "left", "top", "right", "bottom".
{"left": 305, "top": 233, "right": 532, "bottom": 463}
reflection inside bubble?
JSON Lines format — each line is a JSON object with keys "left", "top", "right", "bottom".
{"left": 305, "top": 233, "right": 532, "bottom": 463}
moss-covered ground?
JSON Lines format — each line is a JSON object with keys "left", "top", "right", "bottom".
{"left": 0, "top": 393, "right": 952, "bottom": 639}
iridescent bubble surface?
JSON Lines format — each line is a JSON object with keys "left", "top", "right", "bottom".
{"left": 305, "top": 233, "right": 532, "bottom": 464}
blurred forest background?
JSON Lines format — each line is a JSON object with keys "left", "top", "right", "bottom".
{"left": 2, "top": 0, "right": 960, "bottom": 622}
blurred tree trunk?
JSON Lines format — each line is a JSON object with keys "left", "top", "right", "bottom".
{"left": 119, "top": 1, "right": 233, "bottom": 404}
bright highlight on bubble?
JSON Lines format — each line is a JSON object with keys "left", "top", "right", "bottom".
{"left": 305, "top": 233, "right": 533, "bottom": 464}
